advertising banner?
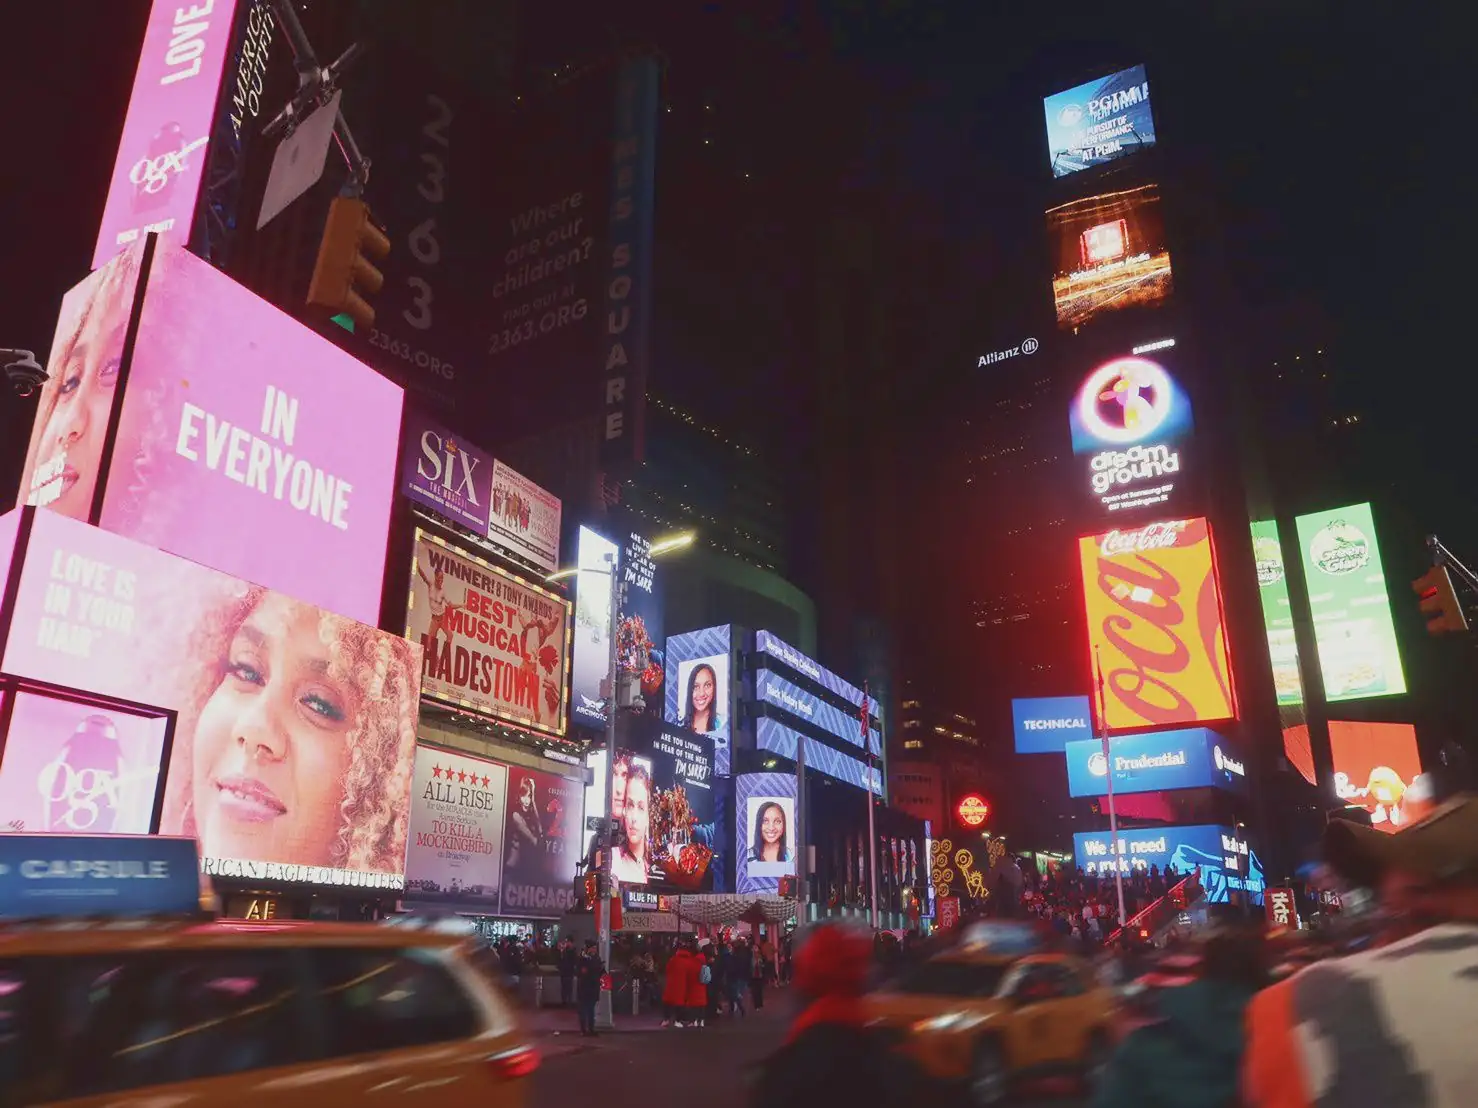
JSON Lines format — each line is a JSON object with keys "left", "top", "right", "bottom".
{"left": 755, "top": 670, "right": 883, "bottom": 757}
{"left": 94, "top": 242, "right": 404, "bottom": 625}
{"left": 500, "top": 765, "right": 582, "bottom": 917}
{"left": 734, "top": 771, "right": 797, "bottom": 895}
{"left": 16, "top": 245, "right": 147, "bottom": 521}
{"left": 1079, "top": 518, "right": 1236, "bottom": 732}
{"left": 665, "top": 625, "right": 734, "bottom": 775}
{"left": 1048, "top": 184, "right": 1173, "bottom": 332}
{"left": 401, "top": 413, "right": 494, "bottom": 533}
{"left": 0, "top": 834, "right": 202, "bottom": 919}
{"left": 756, "top": 718, "right": 882, "bottom": 796}
{"left": 93, "top": 0, "right": 241, "bottom": 269}
{"left": 406, "top": 529, "right": 571, "bottom": 735}
{"left": 1012, "top": 696, "right": 1094, "bottom": 754}
{"left": 617, "top": 530, "right": 665, "bottom": 715}
{"left": 0, "top": 691, "right": 169, "bottom": 835}
{"left": 756, "top": 630, "right": 882, "bottom": 726}
{"left": 937, "top": 895, "right": 960, "bottom": 930}
{"left": 1, "top": 510, "right": 422, "bottom": 889}
{"left": 570, "top": 527, "right": 620, "bottom": 730}
{"left": 1043, "top": 64, "right": 1156, "bottom": 178}
{"left": 1328, "top": 721, "right": 1423, "bottom": 833}
{"left": 1265, "top": 886, "right": 1299, "bottom": 929}
{"left": 1294, "top": 503, "right": 1407, "bottom": 702}
{"left": 0, "top": 509, "right": 18, "bottom": 597}
{"left": 1064, "top": 728, "right": 1246, "bottom": 798}
{"left": 402, "top": 745, "right": 508, "bottom": 910}
{"left": 1068, "top": 343, "right": 1193, "bottom": 516}
{"left": 1073, "top": 824, "right": 1263, "bottom": 903}
{"left": 489, "top": 461, "right": 562, "bottom": 574}
{"left": 1251, "top": 519, "right": 1305, "bottom": 707}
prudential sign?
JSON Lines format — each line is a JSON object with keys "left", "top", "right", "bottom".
{"left": 1065, "top": 728, "right": 1246, "bottom": 798}
{"left": 1012, "top": 696, "right": 1093, "bottom": 754}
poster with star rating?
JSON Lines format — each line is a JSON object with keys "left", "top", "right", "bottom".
{"left": 403, "top": 745, "right": 509, "bottom": 911}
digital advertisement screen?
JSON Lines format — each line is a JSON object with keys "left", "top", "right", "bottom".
{"left": 1048, "top": 184, "right": 1173, "bottom": 332}
{"left": 756, "top": 631, "right": 882, "bottom": 732}
{"left": 406, "top": 529, "right": 571, "bottom": 735}
{"left": 1079, "top": 517, "right": 1236, "bottom": 731}
{"left": 756, "top": 717, "right": 883, "bottom": 796}
{"left": 664, "top": 625, "right": 734, "bottom": 776}
{"left": 0, "top": 691, "right": 168, "bottom": 835}
{"left": 401, "top": 412, "right": 496, "bottom": 534}
{"left": 94, "top": 242, "right": 404, "bottom": 625}
{"left": 1, "top": 510, "right": 422, "bottom": 889}
{"left": 755, "top": 669, "right": 883, "bottom": 757}
{"left": 500, "top": 765, "right": 583, "bottom": 916}
{"left": 617, "top": 530, "right": 666, "bottom": 717}
{"left": 0, "top": 509, "right": 18, "bottom": 597}
{"left": 1251, "top": 519, "right": 1305, "bottom": 707}
{"left": 734, "top": 772, "right": 797, "bottom": 895}
{"left": 1074, "top": 825, "right": 1264, "bottom": 904}
{"left": 570, "top": 527, "right": 620, "bottom": 729}
{"left": 1328, "top": 721, "right": 1423, "bottom": 834}
{"left": 1012, "top": 695, "right": 1094, "bottom": 753}
{"left": 1068, "top": 344, "right": 1193, "bottom": 515}
{"left": 15, "top": 245, "right": 146, "bottom": 521}
{"left": 92, "top": 0, "right": 241, "bottom": 269}
{"left": 1283, "top": 723, "right": 1317, "bottom": 787}
{"left": 489, "top": 460, "right": 563, "bottom": 574}
{"left": 1043, "top": 64, "right": 1156, "bottom": 178}
{"left": 402, "top": 745, "right": 509, "bottom": 911}
{"left": 0, "top": 834, "right": 202, "bottom": 920}
{"left": 1064, "top": 728, "right": 1246, "bottom": 798}
{"left": 1294, "top": 503, "right": 1407, "bottom": 702}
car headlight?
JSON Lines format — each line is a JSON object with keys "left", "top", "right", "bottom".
{"left": 914, "top": 1011, "right": 989, "bottom": 1033}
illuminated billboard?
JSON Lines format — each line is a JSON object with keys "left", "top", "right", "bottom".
{"left": 1329, "top": 721, "right": 1423, "bottom": 833}
{"left": 1044, "top": 64, "right": 1156, "bottom": 178}
{"left": 570, "top": 527, "right": 620, "bottom": 729}
{"left": 405, "top": 529, "right": 571, "bottom": 735}
{"left": 1068, "top": 343, "right": 1193, "bottom": 515}
{"left": 756, "top": 717, "right": 882, "bottom": 795}
{"left": 1079, "top": 518, "right": 1236, "bottom": 731}
{"left": 1, "top": 510, "right": 422, "bottom": 889}
{"left": 1294, "top": 503, "right": 1407, "bottom": 702}
{"left": 403, "top": 745, "right": 508, "bottom": 912}
{"left": 1012, "top": 696, "right": 1093, "bottom": 754}
{"left": 1065, "top": 728, "right": 1246, "bottom": 798}
{"left": 93, "top": 0, "right": 241, "bottom": 269}
{"left": 1074, "top": 824, "right": 1263, "bottom": 904}
{"left": 754, "top": 630, "right": 882, "bottom": 755}
{"left": 665, "top": 625, "right": 734, "bottom": 775}
{"left": 756, "top": 670, "right": 883, "bottom": 758}
{"left": 1048, "top": 184, "right": 1173, "bottom": 332}
{"left": 1251, "top": 519, "right": 1305, "bottom": 707}
{"left": 734, "top": 771, "right": 797, "bottom": 895}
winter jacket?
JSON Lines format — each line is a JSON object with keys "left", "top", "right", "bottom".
{"left": 686, "top": 952, "right": 709, "bottom": 1008}
{"left": 663, "top": 948, "right": 695, "bottom": 1006}
{"left": 1091, "top": 978, "right": 1257, "bottom": 1108}
{"left": 752, "top": 1021, "right": 932, "bottom": 1108}
{"left": 574, "top": 951, "right": 605, "bottom": 1002}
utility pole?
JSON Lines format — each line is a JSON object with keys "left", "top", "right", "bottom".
{"left": 1095, "top": 648, "right": 1128, "bottom": 928}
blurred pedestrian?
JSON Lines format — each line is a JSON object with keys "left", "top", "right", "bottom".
{"left": 557, "top": 936, "right": 578, "bottom": 1007}
{"left": 662, "top": 940, "right": 696, "bottom": 1027}
{"left": 689, "top": 939, "right": 711, "bottom": 1027}
{"left": 574, "top": 939, "right": 604, "bottom": 1037}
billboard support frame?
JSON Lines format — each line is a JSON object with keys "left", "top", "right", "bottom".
{"left": 594, "top": 547, "right": 620, "bottom": 1031}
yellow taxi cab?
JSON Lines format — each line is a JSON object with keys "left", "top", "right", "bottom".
{"left": 0, "top": 834, "right": 537, "bottom": 1107}
{"left": 865, "top": 921, "right": 1116, "bottom": 1106}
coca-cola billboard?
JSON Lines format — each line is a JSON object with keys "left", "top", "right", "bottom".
{"left": 1078, "top": 517, "right": 1236, "bottom": 732}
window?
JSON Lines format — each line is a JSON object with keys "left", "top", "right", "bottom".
{"left": 313, "top": 947, "right": 479, "bottom": 1058}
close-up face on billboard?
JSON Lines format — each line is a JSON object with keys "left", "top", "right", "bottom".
{"left": 93, "top": 243, "right": 404, "bottom": 625}
{"left": 665, "top": 625, "right": 734, "bottom": 775}
{"left": 1, "top": 510, "right": 422, "bottom": 889}
{"left": 1329, "top": 720, "right": 1423, "bottom": 833}
{"left": 1048, "top": 184, "right": 1173, "bottom": 332}
{"left": 1079, "top": 517, "right": 1236, "bottom": 732}
{"left": 1043, "top": 64, "right": 1156, "bottom": 178}
{"left": 1294, "top": 502, "right": 1407, "bottom": 702}
{"left": 734, "top": 771, "right": 797, "bottom": 895}
{"left": 1068, "top": 342, "right": 1193, "bottom": 516}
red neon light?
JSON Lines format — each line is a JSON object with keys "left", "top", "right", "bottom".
{"left": 956, "top": 795, "right": 990, "bottom": 826}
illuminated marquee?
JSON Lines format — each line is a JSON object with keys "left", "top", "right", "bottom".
{"left": 956, "top": 795, "right": 990, "bottom": 826}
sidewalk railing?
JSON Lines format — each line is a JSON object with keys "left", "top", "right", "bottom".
{"left": 1103, "top": 870, "right": 1203, "bottom": 948}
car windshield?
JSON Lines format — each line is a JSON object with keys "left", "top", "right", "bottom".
{"left": 889, "top": 960, "right": 1010, "bottom": 998}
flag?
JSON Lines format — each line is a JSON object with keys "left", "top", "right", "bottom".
{"left": 859, "top": 682, "right": 870, "bottom": 739}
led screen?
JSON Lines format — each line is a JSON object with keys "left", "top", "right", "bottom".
{"left": 1012, "top": 695, "right": 1094, "bottom": 753}
{"left": 1251, "top": 519, "right": 1305, "bottom": 707}
{"left": 1068, "top": 344, "right": 1193, "bottom": 515}
{"left": 1044, "top": 64, "right": 1156, "bottom": 178}
{"left": 734, "top": 771, "right": 797, "bottom": 895}
{"left": 406, "top": 529, "right": 571, "bottom": 735}
{"left": 1294, "top": 503, "right": 1407, "bottom": 702}
{"left": 0, "top": 834, "right": 202, "bottom": 919}
{"left": 1283, "top": 723, "right": 1317, "bottom": 787}
{"left": 1074, "top": 824, "right": 1263, "bottom": 903}
{"left": 1328, "top": 721, "right": 1423, "bottom": 834}
{"left": 0, "top": 509, "right": 19, "bottom": 598}
{"left": 93, "top": 0, "right": 240, "bottom": 269}
{"left": 403, "top": 745, "right": 509, "bottom": 911}
{"left": 89, "top": 242, "right": 405, "bottom": 623}
{"left": 402, "top": 412, "right": 496, "bottom": 534}
{"left": 570, "top": 527, "right": 620, "bottom": 730}
{"left": 664, "top": 625, "right": 734, "bottom": 775}
{"left": 499, "top": 765, "right": 583, "bottom": 916}
{"left": 617, "top": 530, "right": 666, "bottom": 717}
{"left": 756, "top": 717, "right": 883, "bottom": 796}
{"left": 489, "top": 460, "right": 562, "bottom": 574}
{"left": 755, "top": 669, "right": 882, "bottom": 758}
{"left": 756, "top": 630, "right": 882, "bottom": 728}
{"left": 1, "top": 510, "right": 422, "bottom": 889}
{"left": 1064, "top": 728, "right": 1246, "bottom": 798}
{"left": 1079, "top": 517, "right": 1236, "bottom": 731}
{"left": 15, "top": 245, "right": 146, "bottom": 520}
{"left": 1048, "top": 184, "right": 1173, "bottom": 332}
{"left": 0, "top": 690, "right": 169, "bottom": 835}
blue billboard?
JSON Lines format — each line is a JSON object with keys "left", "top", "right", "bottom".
{"left": 1072, "top": 824, "right": 1265, "bottom": 905}
{"left": 1013, "top": 696, "right": 1093, "bottom": 753}
{"left": 756, "top": 632, "right": 877, "bottom": 718}
{"left": 0, "top": 834, "right": 202, "bottom": 919}
{"left": 665, "top": 625, "right": 734, "bottom": 775}
{"left": 1044, "top": 64, "right": 1156, "bottom": 178}
{"left": 757, "top": 717, "right": 882, "bottom": 796}
{"left": 755, "top": 669, "right": 882, "bottom": 757}
{"left": 734, "top": 772, "right": 797, "bottom": 896}
{"left": 1065, "top": 729, "right": 1247, "bottom": 798}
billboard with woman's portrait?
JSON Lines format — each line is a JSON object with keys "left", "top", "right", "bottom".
{"left": 0, "top": 509, "right": 421, "bottom": 889}
{"left": 734, "top": 772, "right": 797, "bottom": 895}
{"left": 664, "top": 625, "right": 733, "bottom": 775}
{"left": 500, "top": 765, "right": 583, "bottom": 916}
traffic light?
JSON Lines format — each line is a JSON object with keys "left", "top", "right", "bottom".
{"left": 307, "top": 196, "right": 389, "bottom": 329}
{"left": 1413, "top": 565, "right": 1468, "bottom": 634}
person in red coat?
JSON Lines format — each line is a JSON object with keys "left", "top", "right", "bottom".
{"left": 686, "top": 942, "right": 710, "bottom": 1028}
{"left": 662, "top": 943, "right": 695, "bottom": 1027}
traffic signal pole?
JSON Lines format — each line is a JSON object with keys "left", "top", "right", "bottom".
{"left": 1095, "top": 647, "right": 1128, "bottom": 929}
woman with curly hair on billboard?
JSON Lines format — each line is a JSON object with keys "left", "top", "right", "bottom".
{"left": 157, "top": 580, "right": 420, "bottom": 879}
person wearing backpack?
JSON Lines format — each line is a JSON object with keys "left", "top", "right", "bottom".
{"left": 687, "top": 939, "right": 711, "bottom": 1027}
